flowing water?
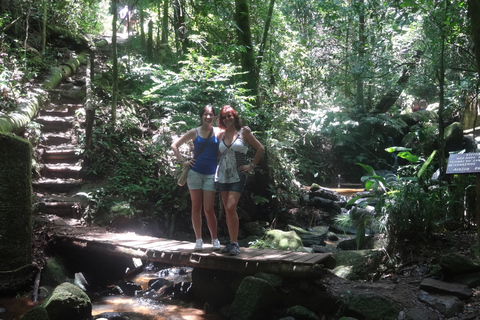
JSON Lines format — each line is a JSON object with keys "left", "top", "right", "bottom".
{"left": 0, "top": 265, "right": 223, "bottom": 320}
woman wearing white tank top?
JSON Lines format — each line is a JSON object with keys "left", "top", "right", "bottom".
{"left": 216, "top": 105, "right": 264, "bottom": 255}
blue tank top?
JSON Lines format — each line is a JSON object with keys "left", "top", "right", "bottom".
{"left": 191, "top": 128, "right": 219, "bottom": 175}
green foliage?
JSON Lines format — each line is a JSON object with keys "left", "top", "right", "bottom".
{"left": 338, "top": 148, "right": 461, "bottom": 251}
{"left": 143, "top": 50, "right": 252, "bottom": 118}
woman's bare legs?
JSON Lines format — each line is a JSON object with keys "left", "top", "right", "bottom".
{"left": 203, "top": 189, "right": 218, "bottom": 239}
{"left": 220, "top": 190, "right": 241, "bottom": 242}
{"left": 189, "top": 189, "right": 203, "bottom": 240}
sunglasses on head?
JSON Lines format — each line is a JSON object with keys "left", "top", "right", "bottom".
{"left": 221, "top": 114, "right": 234, "bottom": 120}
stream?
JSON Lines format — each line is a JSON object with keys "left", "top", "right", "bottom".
{"left": 0, "top": 264, "right": 224, "bottom": 320}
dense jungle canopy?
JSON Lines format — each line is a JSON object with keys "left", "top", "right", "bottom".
{"left": 2, "top": 0, "right": 480, "bottom": 249}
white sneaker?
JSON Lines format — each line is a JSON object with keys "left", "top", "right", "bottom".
{"left": 194, "top": 239, "right": 203, "bottom": 251}
{"left": 212, "top": 239, "right": 221, "bottom": 250}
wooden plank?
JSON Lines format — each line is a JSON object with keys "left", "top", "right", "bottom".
{"left": 292, "top": 253, "right": 333, "bottom": 264}
{"left": 272, "top": 252, "right": 311, "bottom": 262}
{"left": 238, "top": 249, "right": 292, "bottom": 261}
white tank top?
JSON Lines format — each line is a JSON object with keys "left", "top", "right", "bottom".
{"left": 216, "top": 129, "right": 248, "bottom": 183}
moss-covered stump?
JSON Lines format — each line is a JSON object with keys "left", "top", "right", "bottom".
{"left": 0, "top": 133, "right": 33, "bottom": 293}
{"left": 42, "top": 282, "right": 92, "bottom": 320}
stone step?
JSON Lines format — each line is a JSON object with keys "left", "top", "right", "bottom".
{"left": 40, "top": 103, "right": 83, "bottom": 117}
{"left": 33, "top": 178, "right": 83, "bottom": 193}
{"left": 37, "top": 201, "right": 83, "bottom": 218}
{"left": 37, "top": 116, "right": 75, "bottom": 132}
{"left": 40, "top": 132, "right": 73, "bottom": 146}
{"left": 40, "top": 164, "right": 83, "bottom": 179}
{"left": 42, "top": 148, "right": 82, "bottom": 164}
{"left": 49, "top": 88, "right": 85, "bottom": 104}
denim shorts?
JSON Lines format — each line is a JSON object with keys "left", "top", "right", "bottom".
{"left": 187, "top": 169, "right": 216, "bottom": 191}
{"left": 216, "top": 173, "right": 247, "bottom": 193}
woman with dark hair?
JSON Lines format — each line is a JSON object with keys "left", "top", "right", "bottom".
{"left": 216, "top": 105, "right": 265, "bottom": 255}
{"left": 171, "top": 105, "right": 221, "bottom": 251}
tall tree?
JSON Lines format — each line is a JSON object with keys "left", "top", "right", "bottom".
{"left": 235, "top": 0, "right": 258, "bottom": 99}
{"left": 111, "top": 0, "right": 119, "bottom": 124}
{"left": 468, "top": 0, "right": 480, "bottom": 245}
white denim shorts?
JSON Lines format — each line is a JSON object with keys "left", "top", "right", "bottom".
{"left": 187, "top": 169, "right": 216, "bottom": 191}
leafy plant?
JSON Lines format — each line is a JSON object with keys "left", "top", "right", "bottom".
{"left": 335, "top": 147, "right": 452, "bottom": 250}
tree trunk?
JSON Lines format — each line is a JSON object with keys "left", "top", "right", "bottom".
{"left": 468, "top": 0, "right": 480, "bottom": 72}
{"left": 467, "top": 0, "right": 480, "bottom": 245}
{"left": 173, "top": 0, "right": 187, "bottom": 57}
{"left": 256, "top": 0, "right": 276, "bottom": 69}
{"left": 355, "top": 0, "right": 365, "bottom": 110}
{"left": 111, "top": 0, "right": 118, "bottom": 124}
{"left": 373, "top": 67, "right": 411, "bottom": 113}
{"left": 161, "top": 0, "right": 169, "bottom": 45}
{"left": 140, "top": 7, "right": 146, "bottom": 47}
{"left": 235, "top": 0, "right": 258, "bottom": 99}
{"left": 42, "top": 0, "right": 47, "bottom": 54}
{"left": 147, "top": 20, "right": 153, "bottom": 62}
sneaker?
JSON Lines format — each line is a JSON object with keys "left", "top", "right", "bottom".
{"left": 212, "top": 239, "right": 221, "bottom": 251}
{"left": 194, "top": 239, "right": 203, "bottom": 251}
{"left": 221, "top": 242, "right": 232, "bottom": 253}
{"left": 228, "top": 242, "right": 240, "bottom": 256}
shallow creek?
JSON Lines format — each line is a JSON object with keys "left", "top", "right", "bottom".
{"left": 0, "top": 265, "right": 223, "bottom": 320}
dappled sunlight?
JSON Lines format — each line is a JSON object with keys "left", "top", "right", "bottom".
{"left": 92, "top": 295, "right": 221, "bottom": 320}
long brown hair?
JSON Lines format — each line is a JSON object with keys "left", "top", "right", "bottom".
{"left": 199, "top": 104, "right": 216, "bottom": 125}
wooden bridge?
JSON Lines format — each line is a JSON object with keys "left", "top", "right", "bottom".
{"left": 51, "top": 229, "right": 336, "bottom": 279}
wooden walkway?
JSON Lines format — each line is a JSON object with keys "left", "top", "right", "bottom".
{"left": 52, "top": 231, "right": 336, "bottom": 279}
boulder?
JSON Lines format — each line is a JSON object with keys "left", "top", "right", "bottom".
{"left": 227, "top": 276, "right": 277, "bottom": 320}
{"left": 256, "top": 229, "right": 305, "bottom": 252}
{"left": 419, "top": 278, "right": 472, "bottom": 300}
{"left": 285, "top": 305, "right": 320, "bottom": 320}
{"left": 21, "top": 306, "right": 49, "bottom": 320}
{"left": 42, "top": 282, "right": 92, "bottom": 320}
{"left": 332, "top": 250, "right": 384, "bottom": 280}
{"left": 341, "top": 292, "right": 401, "bottom": 320}
{"left": 192, "top": 268, "right": 243, "bottom": 310}
{"left": 439, "top": 252, "right": 480, "bottom": 275}
{"left": 403, "top": 307, "right": 441, "bottom": 320}
{"left": 444, "top": 122, "right": 464, "bottom": 153}
{"left": 451, "top": 271, "right": 480, "bottom": 288}
{"left": 417, "top": 290, "right": 463, "bottom": 318}
{"left": 42, "top": 256, "right": 70, "bottom": 287}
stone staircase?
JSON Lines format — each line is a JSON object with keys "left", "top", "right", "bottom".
{"left": 33, "top": 82, "right": 86, "bottom": 219}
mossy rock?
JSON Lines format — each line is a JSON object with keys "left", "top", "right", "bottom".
{"left": 342, "top": 292, "right": 400, "bottom": 320}
{"left": 21, "top": 306, "right": 49, "bottom": 320}
{"left": 228, "top": 276, "right": 277, "bottom": 320}
{"left": 286, "top": 305, "right": 320, "bottom": 320}
{"left": 42, "top": 256, "right": 71, "bottom": 287}
{"left": 42, "top": 282, "right": 91, "bottom": 320}
{"left": 332, "top": 250, "right": 383, "bottom": 280}
{"left": 260, "top": 229, "right": 305, "bottom": 251}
